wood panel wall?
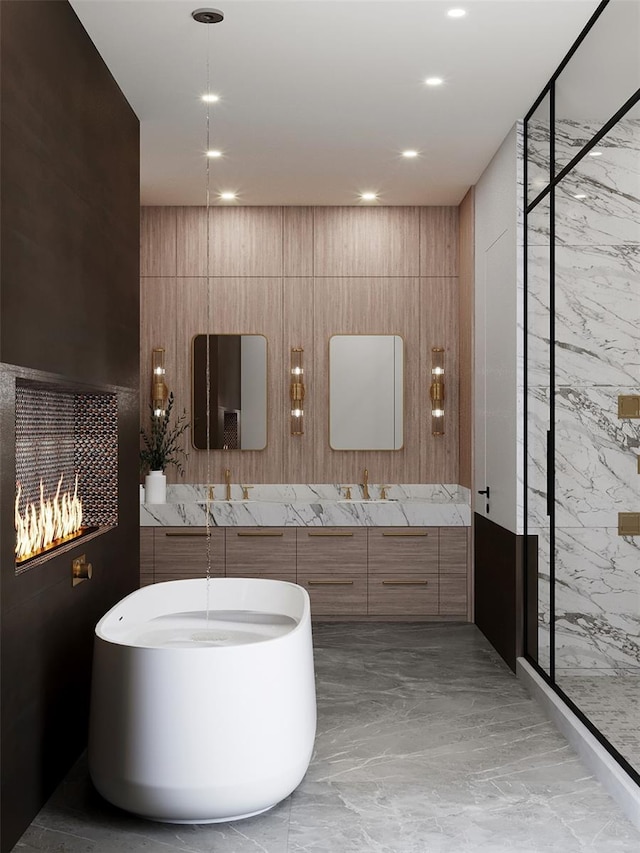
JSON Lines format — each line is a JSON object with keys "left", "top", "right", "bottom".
{"left": 141, "top": 205, "right": 467, "bottom": 484}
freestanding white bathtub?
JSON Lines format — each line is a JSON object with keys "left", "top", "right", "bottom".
{"left": 88, "top": 578, "right": 316, "bottom": 823}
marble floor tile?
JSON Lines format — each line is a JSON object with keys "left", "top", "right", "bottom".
{"left": 15, "top": 623, "right": 640, "bottom": 853}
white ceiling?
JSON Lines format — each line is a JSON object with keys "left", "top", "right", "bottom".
{"left": 70, "top": 0, "right": 600, "bottom": 205}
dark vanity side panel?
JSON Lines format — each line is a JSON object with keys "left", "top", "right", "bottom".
{"left": 474, "top": 513, "right": 525, "bottom": 672}
{"left": 0, "top": 2, "right": 140, "bottom": 849}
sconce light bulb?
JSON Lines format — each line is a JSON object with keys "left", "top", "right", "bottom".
{"left": 291, "top": 366, "right": 303, "bottom": 375}
{"left": 292, "top": 409, "right": 303, "bottom": 418}
{"left": 432, "top": 367, "right": 444, "bottom": 375}
{"left": 433, "top": 409, "right": 444, "bottom": 417}
{"left": 153, "top": 408, "right": 164, "bottom": 417}
{"left": 154, "top": 366, "right": 165, "bottom": 375}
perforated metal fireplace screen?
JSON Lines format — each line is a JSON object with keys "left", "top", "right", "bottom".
{"left": 15, "top": 382, "right": 119, "bottom": 532}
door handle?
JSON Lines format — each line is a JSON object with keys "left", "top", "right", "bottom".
{"left": 477, "top": 486, "right": 490, "bottom": 514}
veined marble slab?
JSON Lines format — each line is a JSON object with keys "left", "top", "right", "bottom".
{"left": 140, "top": 483, "right": 471, "bottom": 527}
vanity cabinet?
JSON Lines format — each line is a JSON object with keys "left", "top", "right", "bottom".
{"left": 296, "top": 528, "right": 367, "bottom": 615}
{"left": 141, "top": 525, "right": 468, "bottom": 618}
{"left": 154, "top": 527, "right": 225, "bottom": 583}
{"left": 367, "top": 528, "right": 439, "bottom": 616}
{"left": 225, "top": 528, "right": 296, "bottom": 581}
{"left": 438, "top": 528, "right": 468, "bottom": 615}
{"left": 140, "top": 528, "right": 155, "bottom": 587}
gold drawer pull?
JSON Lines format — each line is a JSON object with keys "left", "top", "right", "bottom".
{"left": 381, "top": 531, "right": 428, "bottom": 537}
{"left": 165, "top": 531, "right": 210, "bottom": 537}
{"left": 307, "top": 531, "right": 354, "bottom": 537}
{"left": 236, "top": 531, "right": 284, "bottom": 537}
{"left": 382, "top": 580, "right": 429, "bottom": 586}
{"left": 307, "top": 580, "right": 354, "bottom": 585}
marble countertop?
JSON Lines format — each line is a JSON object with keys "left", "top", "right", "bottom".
{"left": 140, "top": 484, "right": 471, "bottom": 527}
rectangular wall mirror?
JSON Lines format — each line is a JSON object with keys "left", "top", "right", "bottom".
{"left": 192, "top": 334, "right": 267, "bottom": 450}
{"left": 329, "top": 335, "right": 403, "bottom": 450}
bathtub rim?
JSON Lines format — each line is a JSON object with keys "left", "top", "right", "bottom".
{"left": 94, "top": 577, "right": 311, "bottom": 650}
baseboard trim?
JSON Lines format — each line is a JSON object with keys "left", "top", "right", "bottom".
{"left": 517, "top": 658, "right": 640, "bottom": 831}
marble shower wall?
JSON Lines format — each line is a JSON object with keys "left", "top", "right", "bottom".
{"left": 527, "top": 119, "right": 640, "bottom": 673}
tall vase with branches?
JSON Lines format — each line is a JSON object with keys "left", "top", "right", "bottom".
{"left": 140, "top": 392, "right": 189, "bottom": 503}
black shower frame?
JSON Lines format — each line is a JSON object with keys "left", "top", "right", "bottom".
{"left": 523, "top": 0, "right": 640, "bottom": 787}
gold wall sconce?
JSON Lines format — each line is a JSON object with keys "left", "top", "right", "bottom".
{"left": 152, "top": 347, "right": 168, "bottom": 417}
{"left": 290, "top": 347, "right": 305, "bottom": 435}
{"left": 430, "top": 347, "right": 445, "bottom": 435}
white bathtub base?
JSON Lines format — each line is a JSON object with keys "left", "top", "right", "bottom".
{"left": 89, "top": 579, "right": 317, "bottom": 824}
{"left": 158, "top": 805, "right": 273, "bottom": 825}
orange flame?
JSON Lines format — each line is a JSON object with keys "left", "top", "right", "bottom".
{"left": 15, "top": 474, "right": 83, "bottom": 562}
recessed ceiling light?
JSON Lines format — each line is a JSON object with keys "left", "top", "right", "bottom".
{"left": 206, "top": 150, "right": 222, "bottom": 158}
{"left": 220, "top": 191, "right": 237, "bottom": 200}
{"left": 447, "top": 8, "right": 467, "bottom": 18}
{"left": 588, "top": 150, "right": 602, "bottom": 157}
{"left": 201, "top": 93, "right": 219, "bottom": 103}
{"left": 425, "top": 77, "right": 444, "bottom": 87}
{"left": 360, "top": 192, "right": 378, "bottom": 201}
{"left": 573, "top": 193, "right": 588, "bottom": 199}
{"left": 402, "top": 150, "right": 419, "bottom": 158}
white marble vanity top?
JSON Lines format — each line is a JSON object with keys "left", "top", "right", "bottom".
{"left": 140, "top": 484, "right": 471, "bottom": 527}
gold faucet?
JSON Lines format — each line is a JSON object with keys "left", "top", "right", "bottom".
{"left": 224, "top": 468, "right": 232, "bottom": 501}
{"left": 362, "top": 468, "right": 370, "bottom": 500}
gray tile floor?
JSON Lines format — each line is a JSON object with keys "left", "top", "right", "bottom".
{"left": 16, "top": 623, "right": 640, "bottom": 852}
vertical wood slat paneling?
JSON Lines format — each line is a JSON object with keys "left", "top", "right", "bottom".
{"left": 420, "top": 277, "right": 459, "bottom": 484}
{"left": 174, "top": 277, "right": 207, "bottom": 482}
{"left": 176, "top": 206, "right": 207, "bottom": 277}
{"left": 176, "top": 207, "right": 284, "bottom": 277}
{"left": 458, "top": 188, "right": 474, "bottom": 489}
{"left": 283, "top": 278, "right": 315, "bottom": 483}
{"left": 141, "top": 205, "right": 464, "bottom": 485}
{"left": 210, "top": 207, "right": 283, "bottom": 276}
{"left": 314, "top": 207, "right": 420, "bottom": 277}
{"left": 141, "top": 207, "right": 176, "bottom": 277}
{"left": 420, "top": 207, "right": 459, "bottom": 277}
{"left": 175, "top": 277, "right": 285, "bottom": 485}
{"left": 139, "top": 277, "right": 177, "bottom": 432}
{"left": 312, "top": 277, "right": 422, "bottom": 484}
{"left": 283, "top": 207, "right": 314, "bottom": 276}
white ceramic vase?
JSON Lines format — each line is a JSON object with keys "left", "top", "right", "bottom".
{"left": 145, "top": 470, "right": 166, "bottom": 504}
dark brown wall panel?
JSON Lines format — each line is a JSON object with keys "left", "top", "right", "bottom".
{"left": 0, "top": 0, "right": 139, "bottom": 388}
{"left": 474, "top": 513, "right": 524, "bottom": 672}
{"left": 0, "top": 2, "right": 140, "bottom": 850}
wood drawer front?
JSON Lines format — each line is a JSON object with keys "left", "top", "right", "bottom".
{"left": 300, "top": 575, "right": 367, "bottom": 615}
{"left": 367, "top": 528, "right": 438, "bottom": 575}
{"left": 439, "top": 576, "right": 467, "bottom": 615}
{"left": 368, "top": 575, "right": 438, "bottom": 616}
{"left": 155, "top": 528, "right": 225, "bottom": 578}
{"left": 296, "top": 528, "right": 367, "bottom": 575}
{"left": 140, "top": 528, "right": 154, "bottom": 583}
{"left": 439, "top": 528, "right": 468, "bottom": 574}
{"left": 226, "top": 528, "right": 296, "bottom": 579}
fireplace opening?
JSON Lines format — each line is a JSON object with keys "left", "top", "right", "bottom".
{"left": 15, "top": 380, "right": 118, "bottom": 572}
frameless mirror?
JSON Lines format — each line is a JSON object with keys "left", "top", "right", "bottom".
{"left": 329, "top": 335, "right": 403, "bottom": 450}
{"left": 192, "top": 334, "right": 267, "bottom": 450}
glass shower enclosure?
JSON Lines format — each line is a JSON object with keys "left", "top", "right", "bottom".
{"left": 524, "top": 0, "right": 640, "bottom": 783}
